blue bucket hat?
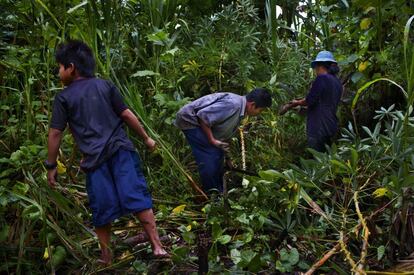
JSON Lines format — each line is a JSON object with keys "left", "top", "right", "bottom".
{"left": 311, "top": 51, "right": 337, "bottom": 68}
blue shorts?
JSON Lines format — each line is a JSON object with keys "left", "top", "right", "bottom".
{"left": 86, "top": 149, "right": 153, "bottom": 227}
{"left": 183, "top": 128, "right": 224, "bottom": 193}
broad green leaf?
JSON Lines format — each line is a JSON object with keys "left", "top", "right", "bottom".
{"left": 351, "top": 72, "right": 364, "bottom": 83}
{"left": 211, "top": 223, "right": 223, "bottom": 239}
{"left": 330, "top": 159, "right": 350, "bottom": 172}
{"left": 236, "top": 213, "right": 249, "bottom": 224}
{"left": 231, "top": 248, "right": 241, "bottom": 265}
{"left": 12, "top": 182, "right": 29, "bottom": 195}
{"left": 240, "top": 249, "right": 257, "bottom": 266}
{"left": 182, "top": 231, "right": 196, "bottom": 244}
{"left": 259, "top": 169, "right": 282, "bottom": 181}
{"left": 217, "top": 234, "right": 231, "bottom": 244}
{"left": 22, "top": 204, "right": 42, "bottom": 221}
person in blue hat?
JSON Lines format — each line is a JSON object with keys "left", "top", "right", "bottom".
{"left": 289, "top": 50, "right": 343, "bottom": 152}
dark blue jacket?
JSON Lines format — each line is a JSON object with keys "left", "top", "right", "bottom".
{"left": 306, "top": 74, "right": 342, "bottom": 138}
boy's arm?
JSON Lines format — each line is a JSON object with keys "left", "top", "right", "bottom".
{"left": 120, "top": 109, "right": 156, "bottom": 151}
{"left": 199, "top": 119, "right": 229, "bottom": 152}
{"left": 291, "top": 98, "right": 307, "bottom": 107}
{"left": 47, "top": 128, "right": 63, "bottom": 187}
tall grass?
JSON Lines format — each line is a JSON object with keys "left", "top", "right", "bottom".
{"left": 351, "top": 15, "right": 414, "bottom": 137}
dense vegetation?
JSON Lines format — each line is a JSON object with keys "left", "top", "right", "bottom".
{"left": 1, "top": 0, "right": 414, "bottom": 274}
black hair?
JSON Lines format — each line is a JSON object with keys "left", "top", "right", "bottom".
{"left": 55, "top": 40, "right": 95, "bottom": 77}
{"left": 314, "top": 61, "right": 340, "bottom": 75}
{"left": 246, "top": 88, "right": 272, "bottom": 108}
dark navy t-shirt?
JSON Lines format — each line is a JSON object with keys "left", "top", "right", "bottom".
{"left": 306, "top": 74, "right": 342, "bottom": 138}
{"left": 50, "top": 78, "right": 135, "bottom": 171}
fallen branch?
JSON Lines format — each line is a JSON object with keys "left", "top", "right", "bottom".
{"left": 303, "top": 199, "right": 396, "bottom": 275}
{"left": 303, "top": 241, "right": 344, "bottom": 275}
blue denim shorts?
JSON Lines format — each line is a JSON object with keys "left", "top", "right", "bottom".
{"left": 86, "top": 149, "right": 153, "bottom": 227}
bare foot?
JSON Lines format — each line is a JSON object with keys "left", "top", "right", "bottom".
{"left": 97, "top": 250, "right": 112, "bottom": 266}
{"left": 97, "top": 257, "right": 112, "bottom": 266}
{"left": 153, "top": 247, "right": 169, "bottom": 258}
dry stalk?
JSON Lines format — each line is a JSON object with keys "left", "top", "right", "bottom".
{"left": 339, "top": 230, "right": 359, "bottom": 272}
{"left": 354, "top": 190, "right": 370, "bottom": 274}
{"left": 239, "top": 126, "right": 246, "bottom": 171}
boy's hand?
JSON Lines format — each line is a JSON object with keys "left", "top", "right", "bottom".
{"left": 225, "top": 157, "right": 234, "bottom": 169}
{"left": 144, "top": 137, "right": 156, "bottom": 152}
{"left": 210, "top": 139, "right": 230, "bottom": 152}
{"left": 291, "top": 98, "right": 306, "bottom": 107}
{"left": 47, "top": 168, "right": 57, "bottom": 188}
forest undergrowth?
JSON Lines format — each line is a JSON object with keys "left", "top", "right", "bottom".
{"left": 1, "top": 0, "right": 414, "bottom": 274}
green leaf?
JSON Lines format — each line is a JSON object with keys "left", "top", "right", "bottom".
{"left": 22, "top": 204, "right": 42, "bottom": 221}
{"left": 377, "top": 245, "right": 385, "bottom": 260}
{"left": 240, "top": 249, "right": 257, "bottom": 267}
{"left": 67, "top": 1, "right": 88, "bottom": 14}
{"left": 269, "top": 74, "right": 277, "bottom": 85}
{"left": 231, "top": 248, "right": 241, "bottom": 265}
{"left": 0, "top": 224, "right": 9, "bottom": 242}
{"left": 340, "top": 0, "right": 349, "bottom": 8}
{"left": 259, "top": 169, "right": 282, "bottom": 181}
{"left": 132, "top": 260, "right": 148, "bottom": 273}
{"left": 131, "top": 70, "right": 160, "bottom": 78}
{"left": 280, "top": 248, "right": 299, "bottom": 265}
{"left": 217, "top": 234, "right": 231, "bottom": 244}
{"left": 360, "top": 18, "right": 372, "bottom": 30}
{"left": 352, "top": 78, "right": 407, "bottom": 111}
{"left": 211, "top": 223, "right": 223, "bottom": 239}
{"left": 182, "top": 231, "right": 196, "bottom": 245}
{"left": 172, "top": 246, "right": 190, "bottom": 264}
{"left": 350, "top": 147, "right": 359, "bottom": 170}
{"left": 330, "top": 159, "right": 350, "bottom": 173}
{"left": 12, "top": 182, "right": 29, "bottom": 195}
{"left": 147, "top": 30, "right": 170, "bottom": 46}
{"left": 277, "top": 248, "right": 300, "bottom": 272}
{"left": 163, "top": 47, "right": 179, "bottom": 56}
{"left": 351, "top": 72, "right": 364, "bottom": 83}
{"left": 35, "top": 0, "right": 62, "bottom": 29}
{"left": 372, "top": 187, "right": 390, "bottom": 198}
{"left": 236, "top": 213, "right": 250, "bottom": 224}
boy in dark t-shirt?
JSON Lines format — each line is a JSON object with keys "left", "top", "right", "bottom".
{"left": 45, "top": 41, "right": 167, "bottom": 265}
